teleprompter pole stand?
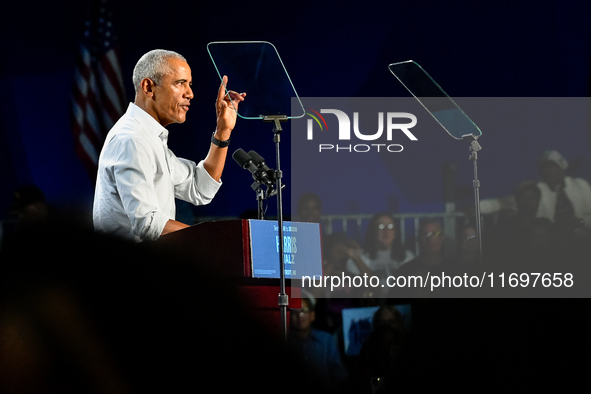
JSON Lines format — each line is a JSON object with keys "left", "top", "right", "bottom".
{"left": 263, "top": 114, "right": 289, "bottom": 339}
{"left": 466, "top": 136, "right": 483, "bottom": 261}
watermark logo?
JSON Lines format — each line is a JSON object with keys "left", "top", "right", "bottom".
{"left": 305, "top": 108, "right": 329, "bottom": 136}
{"left": 305, "top": 108, "right": 418, "bottom": 153}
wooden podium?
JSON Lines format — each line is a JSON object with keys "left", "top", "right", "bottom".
{"left": 157, "top": 220, "right": 323, "bottom": 334}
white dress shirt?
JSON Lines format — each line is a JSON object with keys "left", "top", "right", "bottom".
{"left": 93, "top": 103, "right": 221, "bottom": 242}
{"left": 536, "top": 176, "right": 591, "bottom": 228}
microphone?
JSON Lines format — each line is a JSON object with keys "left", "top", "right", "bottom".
{"left": 248, "top": 150, "right": 275, "bottom": 182}
{"left": 249, "top": 150, "right": 285, "bottom": 198}
{"left": 232, "top": 148, "right": 254, "bottom": 169}
{"left": 232, "top": 149, "right": 274, "bottom": 186}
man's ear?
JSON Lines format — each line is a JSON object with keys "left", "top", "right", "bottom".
{"left": 140, "top": 78, "right": 156, "bottom": 98}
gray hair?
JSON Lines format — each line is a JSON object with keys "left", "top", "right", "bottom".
{"left": 132, "top": 49, "right": 187, "bottom": 93}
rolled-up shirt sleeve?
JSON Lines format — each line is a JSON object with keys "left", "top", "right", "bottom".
{"left": 168, "top": 149, "right": 222, "bottom": 205}
{"left": 112, "top": 138, "right": 169, "bottom": 241}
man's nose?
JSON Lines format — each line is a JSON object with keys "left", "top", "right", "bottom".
{"left": 184, "top": 85, "right": 194, "bottom": 99}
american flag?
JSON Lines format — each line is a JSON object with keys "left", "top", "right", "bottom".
{"left": 71, "top": 0, "right": 126, "bottom": 179}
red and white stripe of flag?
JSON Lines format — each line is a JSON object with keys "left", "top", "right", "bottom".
{"left": 71, "top": 43, "right": 126, "bottom": 179}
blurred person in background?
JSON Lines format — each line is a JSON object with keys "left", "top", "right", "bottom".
{"left": 288, "top": 294, "right": 348, "bottom": 392}
{"left": 345, "top": 213, "right": 414, "bottom": 279}
{"left": 536, "top": 150, "right": 591, "bottom": 240}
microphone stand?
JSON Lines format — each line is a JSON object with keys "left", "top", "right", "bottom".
{"left": 263, "top": 114, "right": 289, "bottom": 339}
{"left": 251, "top": 183, "right": 265, "bottom": 220}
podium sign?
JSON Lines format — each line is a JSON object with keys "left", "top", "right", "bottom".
{"left": 248, "top": 220, "right": 323, "bottom": 279}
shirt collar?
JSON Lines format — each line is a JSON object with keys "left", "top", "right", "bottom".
{"left": 127, "top": 102, "right": 169, "bottom": 143}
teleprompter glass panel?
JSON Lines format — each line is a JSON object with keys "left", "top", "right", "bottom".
{"left": 207, "top": 41, "right": 305, "bottom": 120}
{"left": 389, "top": 60, "right": 482, "bottom": 140}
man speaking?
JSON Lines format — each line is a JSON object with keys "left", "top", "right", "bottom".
{"left": 93, "top": 49, "right": 245, "bottom": 241}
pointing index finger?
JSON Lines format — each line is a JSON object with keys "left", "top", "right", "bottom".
{"left": 217, "top": 75, "right": 228, "bottom": 103}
